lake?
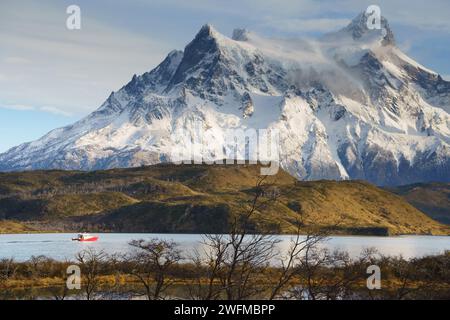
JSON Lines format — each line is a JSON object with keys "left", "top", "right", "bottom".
{"left": 0, "top": 233, "right": 449, "bottom": 262}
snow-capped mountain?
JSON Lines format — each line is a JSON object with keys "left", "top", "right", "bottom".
{"left": 1, "top": 12, "right": 450, "bottom": 186}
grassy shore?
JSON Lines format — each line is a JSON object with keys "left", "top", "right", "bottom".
{"left": 1, "top": 252, "right": 449, "bottom": 300}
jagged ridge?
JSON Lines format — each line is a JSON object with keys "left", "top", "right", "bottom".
{"left": 0, "top": 12, "right": 449, "bottom": 186}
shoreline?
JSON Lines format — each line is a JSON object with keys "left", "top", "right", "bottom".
{"left": 2, "top": 233, "right": 449, "bottom": 262}
{"left": 1, "top": 253, "right": 449, "bottom": 300}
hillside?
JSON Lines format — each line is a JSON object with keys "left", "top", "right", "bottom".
{"left": 0, "top": 164, "right": 448, "bottom": 235}
{"left": 0, "top": 220, "right": 36, "bottom": 234}
{"left": 389, "top": 183, "right": 450, "bottom": 225}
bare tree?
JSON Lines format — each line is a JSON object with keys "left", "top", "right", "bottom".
{"left": 268, "top": 221, "right": 329, "bottom": 300}
{"left": 49, "top": 258, "right": 76, "bottom": 301}
{"left": 0, "top": 258, "right": 19, "bottom": 293}
{"left": 127, "top": 239, "right": 182, "bottom": 300}
{"left": 51, "top": 282, "right": 69, "bottom": 301}
{"left": 76, "top": 248, "right": 107, "bottom": 300}
{"left": 189, "top": 176, "right": 288, "bottom": 300}
{"left": 189, "top": 172, "right": 356, "bottom": 301}
{"left": 280, "top": 246, "right": 378, "bottom": 300}
{"left": 364, "top": 254, "right": 440, "bottom": 300}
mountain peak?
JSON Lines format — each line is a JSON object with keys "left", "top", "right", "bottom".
{"left": 168, "top": 24, "right": 221, "bottom": 87}
{"left": 232, "top": 28, "right": 249, "bottom": 41}
{"left": 195, "top": 23, "right": 220, "bottom": 39}
{"left": 1, "top": 20, "right": 449, "bottom": 187}
{"left": 343, "top": 11, "right": 395, "bottom": 45}
{"left": 167, "top": 49, "right": 183, "bottom": 58}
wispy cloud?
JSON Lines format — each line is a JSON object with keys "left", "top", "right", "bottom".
{"left": 0, "top": 104, "right": 35, "bottom": 111}
{"left": 3, "top": 57, "right": 32, "bottom": 64}
{"left": 261, "top": 17, "right": 350, "bottom": 33}
{"left": 138, "top": 0, "right": 450, "bottom": 33}
{"left": 1, "top": 0, "right": 450, "bottom": 119}
{"left": 39, "top": 106, "right": 73, "bottom": 117}
{"left": 0, "top": 0, "right": 176, "bottom": 116}
{"left": 0, "top": 103, "right": 73, "bottom": 116}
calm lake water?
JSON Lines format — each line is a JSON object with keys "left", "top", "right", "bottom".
{"left": 0, "top": 233, "right": 449, "bottom": 262}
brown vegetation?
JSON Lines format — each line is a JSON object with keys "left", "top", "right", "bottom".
{"left": 1, "top": 176, "right": 448, "bottom": 300}
{"left": 0, "top": 164, "right": 448, "bottom": 235}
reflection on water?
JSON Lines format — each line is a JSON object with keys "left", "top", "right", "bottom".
{"left": 0, "top": 233, "right": 448, "bottom": 262}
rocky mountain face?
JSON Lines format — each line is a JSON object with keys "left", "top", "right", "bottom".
{"left": 1, "top": 12, "right": 449, "bottom": 186}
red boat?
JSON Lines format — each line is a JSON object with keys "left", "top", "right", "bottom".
{"left": 72, "top": 233, "right": 99, "bottom": 242}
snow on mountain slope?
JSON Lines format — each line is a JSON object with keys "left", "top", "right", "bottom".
{"left": 1, "top": 12, "right": 449, "bottom": 186}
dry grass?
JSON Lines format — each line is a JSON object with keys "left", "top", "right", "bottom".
{"left": 0, "top": 164, "right": 448, "bottom": 235}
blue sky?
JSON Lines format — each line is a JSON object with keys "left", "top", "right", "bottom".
{"left": 1, "top": 0, "right": 450, "bottom": 152}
